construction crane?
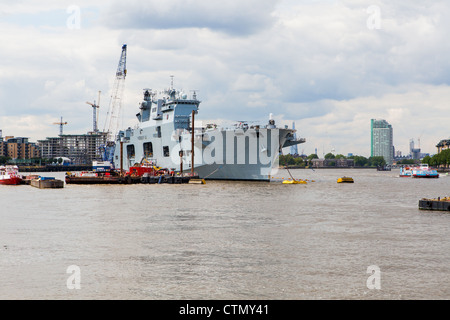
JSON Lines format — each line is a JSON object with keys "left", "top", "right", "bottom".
{"left": 100, "top": 44, "right": 127, "bottom": 163}
{"left": 86, "top": 91, "right": 101, "bottom": 133}
{"left": 53, "top": 117, "right": 68, "bottom": 136}
{"left": 104, "top": 44, "right": 127, "bottom": 143}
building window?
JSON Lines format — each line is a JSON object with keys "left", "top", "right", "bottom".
{"left": 143, "top": 142, "right": 153, "bottom": 158}
{"left": 156, "top": 126, "right": 161, "bottom": 138}
{"left": 163, "top": 146, "right": 170, "bottom": 157}
{"left": 126, "top": 144, "right": 135, "bottom": 159}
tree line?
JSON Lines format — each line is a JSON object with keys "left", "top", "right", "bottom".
{"left": 279, "top": 153, "right": 386, "bottom": 167}
{"left": 422, "top": 149, "right": 450, "bottom": 168}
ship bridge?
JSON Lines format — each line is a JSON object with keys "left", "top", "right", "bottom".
{"left": 136, "top": 87, "right": 200, "bottom": 131}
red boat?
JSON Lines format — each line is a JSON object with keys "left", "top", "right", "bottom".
{"left": 0, "top": 165, "right": 23, "bottom": 185}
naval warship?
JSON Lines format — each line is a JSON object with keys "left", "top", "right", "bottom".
{"left": 111, "top": 84, "right": 305, "bottom": 181}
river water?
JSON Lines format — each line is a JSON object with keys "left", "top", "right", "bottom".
{"left": 0, "top": 168, "right": 449, "bottom": 300}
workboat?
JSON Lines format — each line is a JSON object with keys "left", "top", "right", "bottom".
{"left": 0, "top": 165, "right": 23, "bottom": 185}
{"left": 111, "top": 83, "right": 305, "bottom": 181}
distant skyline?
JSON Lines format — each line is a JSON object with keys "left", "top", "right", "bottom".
{"left": 1, "top": 1, "right": 449, "bottom": 157}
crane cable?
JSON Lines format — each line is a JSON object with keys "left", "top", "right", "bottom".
{"left": 280, "top": 149, "right": 297, "bottom": 181}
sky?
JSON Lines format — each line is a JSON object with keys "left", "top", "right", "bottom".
{"left": 0, "top": 0, "right": 449, "bottom": 157}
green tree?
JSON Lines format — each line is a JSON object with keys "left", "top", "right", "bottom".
{"left": 397, "top": 159, "right": 416, "bottom": 165}
{"left": 368, "top": 156, "right": 386, "bottom": 167}
{"left": 421, "top": 155, "right": 431, "bottom": 165}
{"left": 324, "top": 152, "right": 335, "bottom": 159}
{"left": 0, "top": 156, "right": 11, "bottom": 165}
{"left": 294, "top": 157, "right": 305, "bottom": 167}
{"left": 429, "top": 154, "right": 439, "bottom": 167}
{"left": 335, "top": 154, "right": 346, "bottom": 159}
{"left": 440, "top": 149, "right": 450, "bottom": 168}
{"left": 279, "top": 154, "right": 296, "bottom": 166}
{"left": 349, "top": 155, "right": 368, "bottom": 167}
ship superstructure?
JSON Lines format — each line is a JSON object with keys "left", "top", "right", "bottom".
{"left": 112, "top": 83, "right": 305, "bottom": 181}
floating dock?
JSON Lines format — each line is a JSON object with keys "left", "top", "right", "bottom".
{"left": 65, "top": 170, "right": 201, "bottom": 185}
{"left": 65, "top": 171, "right": 140, "bottom": 184}
{"left": 30, "top": 177, "right": 64, "bottom": 189}
{"left": 419, "top": 197, "right": 450, "bottom": 212}
{"left": 21, "top": 175, "right": 41, "bottom": 185}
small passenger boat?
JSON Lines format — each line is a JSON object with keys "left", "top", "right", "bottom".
{"left": 412, "top": 164, "right": 439, "bottom": 178}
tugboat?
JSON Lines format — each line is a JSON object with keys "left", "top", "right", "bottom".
{"left": 0, "top": 165, "right": 23, "bottom": 185}
{"left": 111, "top": 81, "right": 306, "bottom": 181}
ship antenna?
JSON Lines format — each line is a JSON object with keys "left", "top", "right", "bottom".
{"left": 170, "top": 75, "right": 174, "bottom": 89}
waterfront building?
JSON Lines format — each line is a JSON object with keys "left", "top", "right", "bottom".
{"left": 0, "top": 136, "right": 40, "bottom": 160}
{"left": 38, "top": 132, "right": 108, "bottom": 164}
{"left": 311, "top": 158, "right": 355, "bottom": 168}
{"left": 436, "top": 139, "right": 450, "bottom": 153}
{"left": 371, "top": 119, "right": 394, "bottom": 165}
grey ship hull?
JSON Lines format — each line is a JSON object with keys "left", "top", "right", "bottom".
{"left": 112, "top": 86, "right": 305, "bottom": 181}
{"left": 113, "top": 126, "right": 302, "bottom": 181}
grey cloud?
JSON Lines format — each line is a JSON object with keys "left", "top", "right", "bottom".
{"left": 103, "top": 0, "right": 279, "bottom": 35}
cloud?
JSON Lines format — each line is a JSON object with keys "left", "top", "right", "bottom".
{"left": 290, "top": 84, "right": 450, "bottom": 157}
{"left": 0, "top": 0, "right": 449, "bottom": 159}
{"left": 103, "top": 0, "right": 279, "bottom": 35}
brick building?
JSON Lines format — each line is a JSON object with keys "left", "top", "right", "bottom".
{"left": 0, "top": 136, "right": 40, "bottom": 160}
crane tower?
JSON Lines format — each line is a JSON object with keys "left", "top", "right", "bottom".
{"left": 53, "top": 117, "right": 68, "bottom": 136}
{"left": 104, "top": 44, "right": 127, "bottom": 143}
{"left": 99, "top": 44, "right": 127, "bottom": 163}
{"left": 86, "top": 91, "right": 101, "bottom": 133}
